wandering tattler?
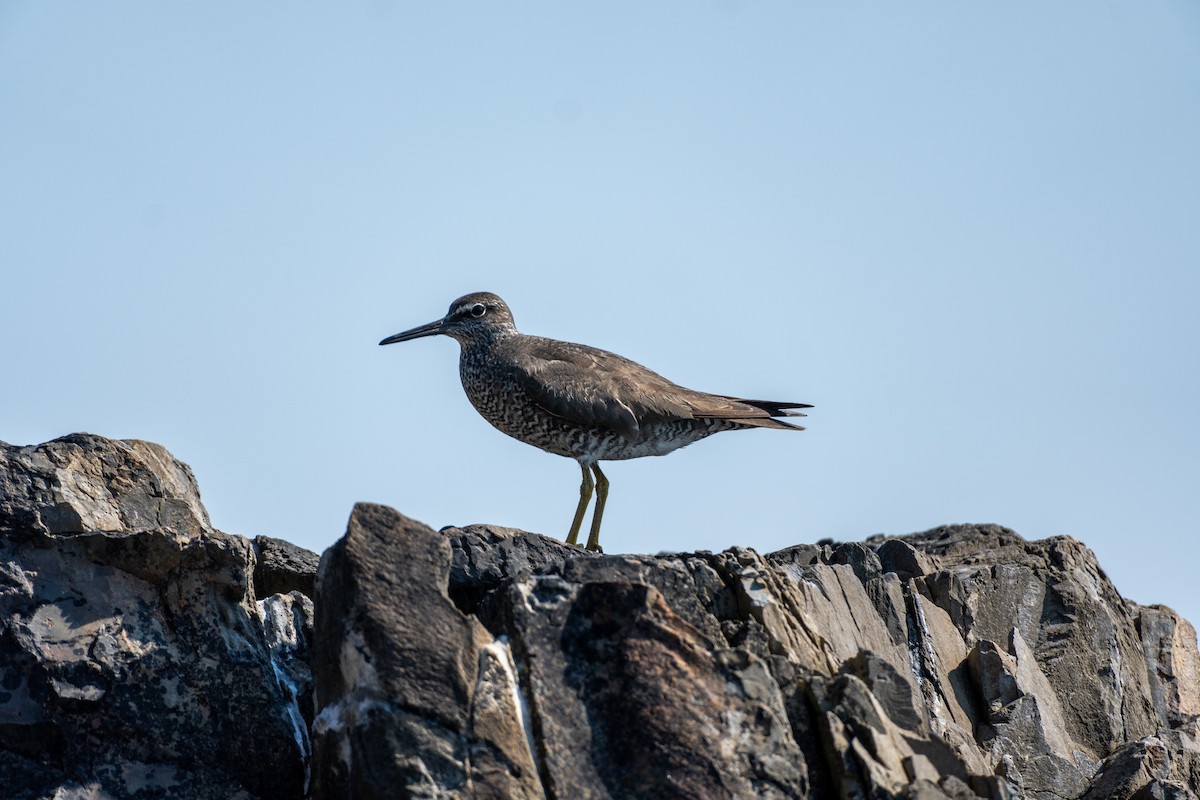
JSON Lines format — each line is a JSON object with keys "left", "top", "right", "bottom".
{"left": 380, "top": 292, "right": 811, "bottom": 552}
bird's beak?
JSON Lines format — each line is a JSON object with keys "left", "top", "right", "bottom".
{"left": 379, "top": 318, "right": 444, "bottom": 345}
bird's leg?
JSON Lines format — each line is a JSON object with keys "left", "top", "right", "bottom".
{"left": 566, "top": 461, "right": 594, "bottom": 547}
{"left": 584, "top": 463, "right": 609, "bottom": 552}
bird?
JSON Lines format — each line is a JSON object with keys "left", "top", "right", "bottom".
{"left": 379, "top": 292, "right": 811, "bottom": 553}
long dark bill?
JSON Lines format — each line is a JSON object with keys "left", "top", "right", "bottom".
{"left": 379, "top": 319, "right": 443, "bottom": 345}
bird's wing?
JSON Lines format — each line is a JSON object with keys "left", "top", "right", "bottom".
{"left": 506, "top": 337, "right": 807, "bottom": 441}
{"left": 507, "top": 337, "right": 697, "bottom": 442}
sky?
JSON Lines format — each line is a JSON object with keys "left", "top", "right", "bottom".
{"left": 2, "top": 3, "right": 1198, "bottom": 625}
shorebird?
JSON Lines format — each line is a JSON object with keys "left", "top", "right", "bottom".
{"left": 379, "top": 292, "right": 810, "bottom": 552}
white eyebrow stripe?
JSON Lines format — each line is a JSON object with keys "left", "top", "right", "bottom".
{"left": 454, "top": 301, "right": 488, "bottom": 316}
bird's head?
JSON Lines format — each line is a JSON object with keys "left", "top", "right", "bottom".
{"left": 379, "top": 291, "right": 517, "bottom": 347}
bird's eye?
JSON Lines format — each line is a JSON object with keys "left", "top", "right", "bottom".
{"left": 470, "top": 303, "right": 487, "bottom": 317}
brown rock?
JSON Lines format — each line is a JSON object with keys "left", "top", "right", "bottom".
{"left": 309, "top": 504, "right": 542, "bottom": 800}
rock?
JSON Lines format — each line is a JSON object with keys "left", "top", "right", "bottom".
{"left": 1081, "top": 736, "right": 1181, "bottom": 800}
{"left": 506, "top": 573, "right": 807, "bottom": 798}
{"left": 0, "top": 434, "right": 309, "bottom": 799}
{"left": 260, "top": 590, "right": 316, "bottom": 768}
{"left": 902, "top": 526, "right": 1161, "bottom": 756}
{"left": 876, "top": 538, "right": 934, "bottom": 579}
{"left": 0, "top": 433, "right": 209, "bottom": 541}
{"left": 309, "top": 505, "right": 541, "bottom": 800}
{"left": 6, "top": 434, "right": 1200, "bottom": 799}
{"left": 253, "top": 535, "right": 320, "bottom": 598}
{"left": 311, "top": 518, "right": 1200, "bottom": 799}
{"left": 967, "top": 633, "right": 1090, "bottom": 798}
{"left": 1137, "top": 604, "right": 1200, "bottom": 727}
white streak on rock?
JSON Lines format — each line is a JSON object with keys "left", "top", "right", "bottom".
{"left": 486, "top": 635, "right": 540, "bottom": 775}
{"left": 258, "top": 595, "right": 312, "bottom": 791}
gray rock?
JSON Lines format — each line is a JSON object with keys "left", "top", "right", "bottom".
{"left": 877, "top": 538, "right": 934, "bottom": 580}
{"left": 312, "top": 517, "right": 1200, "bottom": 799}
{"left": 1081, "top": 736, "right": 1179, "bottom": 800}
{"left": 261, "top": 590, "right": 316, "bottom": 770}
{"left": 1137, "top": 604, "right": 1200, "bottom": 727}
{"left": 253, "top": 534, "right": 320, "bottom": 598}
{"left": 0, "top": 432, "right": 209, "bottom": 541}
{"left": 967, "top": 633, "right": 1090, "bottom": 798}
{"left": 0, "top": 434, "right": 307, "bottom": 799}
{"left": 309, "top": 504, "right": 542, "bottom": 800}
{"left": 6, "top": 435, "right": 1200, "bottom": 800}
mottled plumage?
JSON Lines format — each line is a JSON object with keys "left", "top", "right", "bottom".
{"left": 380, "top": 291, "right": 811, "bottom": 551}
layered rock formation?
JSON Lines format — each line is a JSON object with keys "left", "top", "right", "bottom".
{"left": 2, "top": 434, "right": 1197, "bottom": 799}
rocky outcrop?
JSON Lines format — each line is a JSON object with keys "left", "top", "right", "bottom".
{"left": 3, "top": 434, "right": 1198, "bottom": 799}
{"left": 0, "top": 434, "right": 318, "bottom": 800}
{"left": 311, "top": 515, "right": 1200, "bottom": 799}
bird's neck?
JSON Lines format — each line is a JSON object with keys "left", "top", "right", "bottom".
{"left": 455, "top": 326, "right": 518, "bottom": 357}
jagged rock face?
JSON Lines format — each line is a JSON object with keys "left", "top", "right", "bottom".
{"left": 4, "top": 433, "right": 1199, "bottom": 799}
{"left": 0, "top": 435, "right": 318, "bottom": 800}
{"left": 312, "top": 511, "right": 1200, "bottom": 800}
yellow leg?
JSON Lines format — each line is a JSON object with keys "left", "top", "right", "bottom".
{"left": 565, "top": 461, "right": 593, "bottom": 547}
{"left": 584, "top": 463, "right": 609, "bottom": 552}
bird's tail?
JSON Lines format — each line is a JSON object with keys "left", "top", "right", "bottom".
{"left": 708, "top": 397, "right": 812, "bottom": 430}
{"left": 735, "top": 399, "right": 812, "bottom": 417}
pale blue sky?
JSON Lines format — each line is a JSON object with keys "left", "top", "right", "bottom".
{"left": 3, "top": 4, "right": 1198, "bottom": 624}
